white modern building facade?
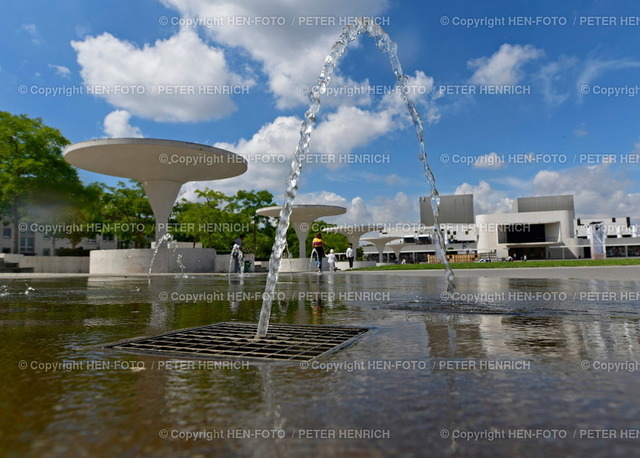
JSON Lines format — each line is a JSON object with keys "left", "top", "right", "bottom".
{"left": 360, "top": 194, "right": 640, "bottom": 262}
{"left": 476, "top": 195, "right": 640, "bottom": 260}
{"left": 476, "top": 195, "right": 577, "bottom": 259}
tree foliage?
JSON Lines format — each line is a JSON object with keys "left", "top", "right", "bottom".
{"left": 0, "top": 112, "right": 304, "bottom": 259}
{"left": 172, "top": 188, "right": 276, "bottom": 258}
{"left": 0, "top": 112, "right": 83, "bottom": 253}
{"left": 100, "top": 181, "right": 154, "bottom": 248}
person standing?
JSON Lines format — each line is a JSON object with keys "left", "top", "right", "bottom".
{"left": 312, "top": 233, "right": 325, "bottom": 272}
{"left": 346, "top": 243, "right": 355, "bottom": 269}
{"left": 327, "top": 249, "right": 337, "bottom": 272}
{"left": 232, "top": 234, "right": 244, "bottom": 273}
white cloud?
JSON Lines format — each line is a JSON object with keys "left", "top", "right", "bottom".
{"left": 574, "top": 123, "right": 588, "bottom": 137}
{"left": 535, "top": 56, "right": 577, "bottom": 108}
{"left": 160, "top": 0, "right": 391, "bottom": 108}
{"left": 576, "top": 57, "right": 640, "bottom": 94}
{"left": 178, "top": 86, "right": 414, "bottom": 198}
{"left": 452, "top": 162, "right": 640, "bottom": 220}
{"left": 326, "top": 192, "right": 415, "bottom": 225}
{"left": 71, "top": 28, "right": 254, "bottom": 122}
{"left": 21, "top": 24, "right": 42, "bottom": 45}
{"left": 473, "top": 152, "right": 505, "bottom": 170}
{"left": 535, "top": 54, "right": 640, "bottom": 107}
{"left": 295, "top": 191, "right": 348, "bottom": 207}
{"left": 179, "top": 115, "right": 300, "bottom": 200}
{"left": 455, "top": 181, "right": 513, "bottom": 214}
{"left": 310, "top": 105, "right": 395, "bottom": 168}
{"left": 380, "top": 70, "right": 439, "bottom": 124}
{"left": 103, "top": 110, "right": 144, "bottom": 138}
{"left": 49, "top": 64, "right": 71, "bottom": 78}
{"left": 75, "top": 24, "right": 92, "bottom": 38}
{"left": 468, "top": 43, "right": 543, "bottom": 86}
{"left": 532, "top": 165, "right": 640, "bottom": 218}
{"left": 385, "top": 173, "right": 400, "bottom": 186}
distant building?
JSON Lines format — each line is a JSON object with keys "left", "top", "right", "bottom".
{"left": 420, "top": 194, "right": 474, "bottom": 225}
{"left": 1, "top": 218, "right": 123, "bottom": 255}
{"left": 476, "top": 195, "right": 639, "bottom": 259}
{"left": 512, "top": 195, "right": 575, "bottom": 213}
{"left": 362, "top": 194, "right": 639, "bottom": 262}
{"left": 477, "top": 195, "right": 576, "bottom": 259}
{"left": 364, "top": 194, "right": 478, "bottom": 263}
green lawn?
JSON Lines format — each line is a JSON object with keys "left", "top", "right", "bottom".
{"left": 354, "top": 258, "right": 640, "bottom": 271}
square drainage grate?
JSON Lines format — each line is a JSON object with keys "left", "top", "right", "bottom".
{"left": 102, "top": 322, "right": 368, "bottom": 362}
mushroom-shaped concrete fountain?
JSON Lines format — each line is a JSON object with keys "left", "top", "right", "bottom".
{"left": 256, "top": 204, "right": 346, "bottom": 259}
{"left": 64, "top": 138, "right": 247, "bottom": 241}
{"left": 63, "top": 138, "right": 247, "bottom": 274}
{"left": 361, "top": 235, "right": 401, "bottom": 264}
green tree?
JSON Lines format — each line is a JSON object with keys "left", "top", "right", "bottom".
{"left": 60, "top": 183, "right": 108, "bottom": 249}
{"left": 172, "top": 189, "right": 277, "bottom": 258}
{"left": 50, "top": 182, "right": 107, "bottom": 249}
{"left": 0, "top": 112, "right": 83, "bottom": 253}
{"left": 173, "top": 189, "right": 232, "bottom": 250}
{"left": 101, "top": 181, "right": 154, "bottom": 248}
{"left": 227, "top": 190, "right": 275, "bottom": 257}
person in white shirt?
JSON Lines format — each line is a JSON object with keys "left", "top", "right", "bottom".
{"left": 327, "top": 249, "right": 337, "bottom": 272}
{"left": 346, "top": 243, "right": 355, "bottom": 269}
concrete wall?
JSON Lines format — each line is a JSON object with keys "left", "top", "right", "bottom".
{"left": 214, "top": 253, "right": 256, "bottom": 273}
{"left": 335, "top": 260, "right": 377, "bottom": 270}
{"left": 514, "top": 195, "right": 574, "bottom": 213}
{"left": 22, "top": 256, "right": 90, "bottom": 273}
{"left": 0, "top": 254, "right": 89, "bottom": 273}
{"left": 257, "top": 258, "right": 377, "bottom": 272}
{"left": 90, "top": 248, "right": 216, "bottom": 275}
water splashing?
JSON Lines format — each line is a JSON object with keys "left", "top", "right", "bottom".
{"left": 176, "top": 254, "right": 185, "bottom": 277}
{"left": 229, "top": 243, "right": 244, "bottom": 276}
{"left": 148, "top": 233, "right": 173, "bottom": 278}
{"left": 283, "top": 241, "right": 294, "bottom": 274}
{"left": 256, "top": 18, "right": 455, "bottom": 338}
{"left": 309, "top": 248, "right": 320, "bottom": 273}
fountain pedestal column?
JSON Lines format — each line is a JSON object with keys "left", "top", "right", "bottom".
{"left": 143, "top": 180, "right": 183, "bottom": 241}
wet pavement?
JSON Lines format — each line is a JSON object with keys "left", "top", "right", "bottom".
{"left": 1, "top": 271, "right": 640, "bottom": 457}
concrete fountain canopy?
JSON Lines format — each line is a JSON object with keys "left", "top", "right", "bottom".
{"left": 63, "top": 138, "right": 247, "bottom": 274}
{"left": 64, "top": 137, "right": 247, "bottom": 181}
{"left": 64, "top": 138, "right": 247, "bottom": 237}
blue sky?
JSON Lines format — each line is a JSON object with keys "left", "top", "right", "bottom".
{"left": 2, "top": 0, "right": 640, "bottom": 224}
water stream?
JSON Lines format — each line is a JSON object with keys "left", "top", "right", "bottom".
{"left": 229, "top": 244, "right": 244, "bottom": 276}
{"left": 147, "top": 232, "right": 174, "bottom": 278}
{"left": 176, "top": 254, "right": 185, "bottom": 277}
{"left": 256, "top": 18, "right": 455, "bottom": 338}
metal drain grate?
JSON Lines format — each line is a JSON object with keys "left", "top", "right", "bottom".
{"left": 102, "top": 322, "right": 368, "bottom": 362}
